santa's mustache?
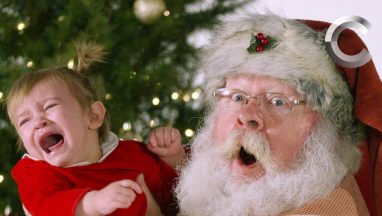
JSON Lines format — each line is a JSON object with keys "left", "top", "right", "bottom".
{"left": 221, "top": 129, "right": 277, "bottom": 172}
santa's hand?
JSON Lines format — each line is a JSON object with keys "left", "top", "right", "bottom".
{"left": 83, "top": 179, "right": 142, "bottom": 215}
{"left": 136, "top": 174, "right": 162, "bottom": 216}
{"left": 148, "top": 127, "right": 182, "bottom": 157}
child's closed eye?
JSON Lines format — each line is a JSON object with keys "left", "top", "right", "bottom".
{"left": 19, "top": 118, "right": 30, "bottom": 127}
{"left": 44, "top": 103, "right": 58, "bottom": 111}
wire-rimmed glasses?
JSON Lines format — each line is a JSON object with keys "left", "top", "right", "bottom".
{"left": 213, "top": 88, "right": 306, "bottom": 117}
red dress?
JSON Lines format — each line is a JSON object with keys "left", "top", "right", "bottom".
{"left": 12, "top": 139, "right": 178, "bottom": 216}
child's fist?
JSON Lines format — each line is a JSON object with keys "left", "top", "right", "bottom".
{"left": 148, "top": 127, "right": 182, "bottom": 157}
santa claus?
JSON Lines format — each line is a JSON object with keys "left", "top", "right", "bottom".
{"left": 175, "top": 14, "right": 382, "bottom": 216}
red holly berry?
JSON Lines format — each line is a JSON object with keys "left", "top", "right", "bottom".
{"left": 260, "top": 38, "right": 268, "bottom": 46}
{"left": 256, "top": 33, "right": 264, "bottom": 40}
{"left": 256, "top": 45, "right": 264, "bottom": 52}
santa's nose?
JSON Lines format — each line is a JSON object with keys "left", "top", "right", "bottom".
{"left": 236, "top": 102, "right": 264, "bottom": 130}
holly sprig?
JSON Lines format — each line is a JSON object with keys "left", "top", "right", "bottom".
{"left": 247, "top": 33, "right": 277, "bottom": 54}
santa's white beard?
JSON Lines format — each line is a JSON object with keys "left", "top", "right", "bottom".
{"left": 175, "top": 118, "right": 348, "bottom": 216}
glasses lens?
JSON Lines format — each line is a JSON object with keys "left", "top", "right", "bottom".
{"left": 225, "top": 91, "right": 246, "bottom": 111}
{"left": 260, "top": 93, "right": 293, "bottom": 116}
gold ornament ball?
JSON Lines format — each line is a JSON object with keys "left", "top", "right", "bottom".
{"left": 133, "top": 0, "right": 166, "bottom": 24}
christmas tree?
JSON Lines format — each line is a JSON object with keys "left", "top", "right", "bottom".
{"left": 0, "top": 0, "right": 249, "bottom": 214}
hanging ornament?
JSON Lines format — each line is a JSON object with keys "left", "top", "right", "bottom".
{"left": 133, "top": 0, "right": 166, "bottom": 24}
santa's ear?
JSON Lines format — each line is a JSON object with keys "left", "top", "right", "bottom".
{"left": 88, "top": 101, "right": 106, "bottom": 130}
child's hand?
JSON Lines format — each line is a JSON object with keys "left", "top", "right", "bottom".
{"left": 78, "top": 179, "right": 142, "bottom": 215}
{"left": 148, "top": 127, "right": 182, "bottom": 157}
{"left": 148, "top": 127, "right": 185, "bottom": 168}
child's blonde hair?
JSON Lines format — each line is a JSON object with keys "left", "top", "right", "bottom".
{"left": 6, "top": 42, "right": 110, "bottom": 149}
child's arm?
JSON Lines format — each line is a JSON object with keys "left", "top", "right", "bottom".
{"left": 75, "top": 179, "right": 142, "bottom": 216}
{"left": 148, "top": 127, "right": 186, "bottom": 168}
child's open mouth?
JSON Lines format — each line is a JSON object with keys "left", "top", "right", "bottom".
{"left": 41, "top": 134, "right": 64, "bottom": 153}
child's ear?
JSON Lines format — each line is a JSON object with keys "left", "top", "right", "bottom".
{"left": 88, "top": 101, "right": 106, "bottom": 130}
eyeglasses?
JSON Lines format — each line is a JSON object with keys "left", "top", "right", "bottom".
{"left": 213, "top": 88, "right": 306, "bottom": 117}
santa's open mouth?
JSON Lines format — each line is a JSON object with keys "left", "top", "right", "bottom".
{"left": 41, "top": 134, "right": 64, "bottom": 153}
{"left": 238, "top": 146, "right": 257, "bottom": 165}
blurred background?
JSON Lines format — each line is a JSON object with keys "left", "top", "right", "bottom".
{"left": 1, "top": 0, "right": 380, "bottom": 215}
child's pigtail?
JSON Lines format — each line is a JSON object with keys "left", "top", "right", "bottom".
{"left": 72, "top": 41, "right": 110, "bottom": 142}
{"left": 74, "top": 41, "right": 106, "bottom": 74}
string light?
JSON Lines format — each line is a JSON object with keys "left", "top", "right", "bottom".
{"left": 185, "top": 129, "right": 194, "bottom": 137}
{"left": 150, "top": 120, "right": 156, "bottom": 128}
{"left": 0, "top": 174, "right": 4, "bottom": 183}
{"left": 152, "top": 97, "right": 160, "bottom": 106}
{"left": 130, "top": 71, "right": 136, "bottom": 79}
{"left": 163, "top": 10, "right": 170, "bottom": 16}
{"left": 4, "top": 205, "right": 11, "bottom": 216}
{"left": 171, "top": 92, "right": 179, "bottom": 100}
{"left": 105, "top": 93, "right": 112, "bottom": 100}
{"left": 26, "top": 61, "right": 34, "bottom": 68}
{"left": 57, "top": 16, "right": 65, "bottom": 22}
{"left": 122, "top": 122, "right": 132, "bottom": 131}
{"left": 191, "top": 88, "right": 201, "bottom": 100}
{"left": 0, "top": 91, "right": 3, "bottom": 100}
{"left": 17, "top": 22, "right": 25, "bottom": 31}
{"left": 183, "top": 94, "right": 190, "bottom": 102}
{"left": 67, "top": 59, "right": 74, "bottom": 69}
